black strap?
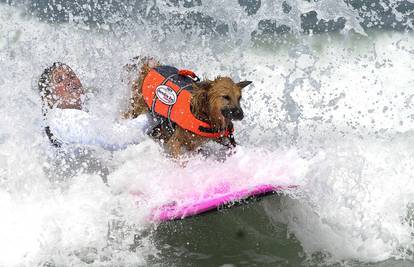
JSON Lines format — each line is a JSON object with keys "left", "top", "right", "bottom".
{"left": 166, "top": 83, "right": 191, "bottom": 130}
{"left": 198, "top": 125, "right": 224, "bottom": 134}
{"left": 227, "top": 123, "right": 237, "bottom": 147}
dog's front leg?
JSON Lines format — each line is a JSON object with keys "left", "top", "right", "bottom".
{"left": 166, "top": 136, "right": 189, "bottom": 167}
{"left": 166, "top": 135, "right": 183, "bottom": 160}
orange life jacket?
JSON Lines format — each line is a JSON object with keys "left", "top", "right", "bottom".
{"left": 142, "top": 66, "right": 233, "bottom": 138}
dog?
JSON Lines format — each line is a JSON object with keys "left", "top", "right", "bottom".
{"left": 123, "top": 57, "right": 252, "bottom": 159}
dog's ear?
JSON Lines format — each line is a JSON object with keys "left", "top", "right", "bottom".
{"left": 191, "top": 90, "right": 209, "bottom": 117}
{"left": 236, "top": 80, "right": 252, "bottom": 89}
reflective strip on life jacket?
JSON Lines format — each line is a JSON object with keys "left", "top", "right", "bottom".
{"left": 142, "top": 67, "right": 232, "bottom": 138}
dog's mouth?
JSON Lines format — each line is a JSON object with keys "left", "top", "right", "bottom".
{"left": 221, "top": 107, "right": 244, "bottom": 121}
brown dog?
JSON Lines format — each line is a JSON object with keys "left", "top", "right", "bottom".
{"left": 123, "top": 57, "right": 252, "bottom": 158}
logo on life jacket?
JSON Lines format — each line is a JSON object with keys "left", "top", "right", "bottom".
{"left": 155, "top": 85, "right": 177, "bottom": 105}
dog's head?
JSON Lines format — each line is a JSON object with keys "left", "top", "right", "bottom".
{"left": 192, "top": 77, "right": 252, "bottom": 129}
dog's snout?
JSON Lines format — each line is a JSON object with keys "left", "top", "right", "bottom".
{"left": 232, "top": 107, "right": 244, "bottom": 120}
{"left": 222, "top": 107, "right": 244, "bottom": 121}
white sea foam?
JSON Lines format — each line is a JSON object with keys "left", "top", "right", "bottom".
{"left": 1, "top": 2, "right": 414, "bottom": 266}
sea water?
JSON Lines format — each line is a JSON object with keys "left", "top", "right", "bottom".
{"left": 1, "top": 1, "right": 414, "bottom": 266}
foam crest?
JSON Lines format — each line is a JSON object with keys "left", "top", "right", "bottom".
{"left": 265, "top": 135, "right": 414, "bottom": 262}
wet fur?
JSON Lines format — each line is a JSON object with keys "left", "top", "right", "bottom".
{"left": 124, "top": 57, "right": 250, "bottom": 158}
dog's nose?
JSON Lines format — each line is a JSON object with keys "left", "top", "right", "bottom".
{"left": 222, "top": 107, "right": 244, "bottom": 120}
{"left": 232, "top": 107, "right": 244, "bottom": 120}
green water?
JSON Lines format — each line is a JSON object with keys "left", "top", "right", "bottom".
{"left": 151, "top": 196, "right": 303, "bottom": 266}
{"left": 142, "top": 196, "right": 414, "bottom": 267}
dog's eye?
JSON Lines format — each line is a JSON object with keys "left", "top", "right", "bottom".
{"left": 222, "top": 95, "right": 231, "bottom": 101}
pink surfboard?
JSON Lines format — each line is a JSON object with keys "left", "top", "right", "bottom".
{"left": 148, "top": 184, "right": 294, "bottom": 222}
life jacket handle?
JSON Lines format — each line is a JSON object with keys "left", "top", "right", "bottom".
{"left": 178, "top": 69, "right": 200, "bottom": 82}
